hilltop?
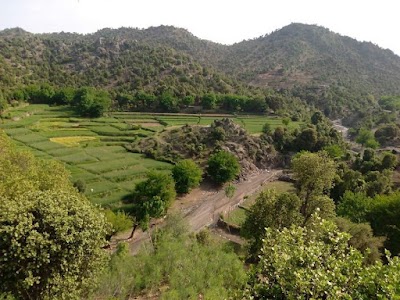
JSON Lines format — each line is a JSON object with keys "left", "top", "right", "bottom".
{"left": 1, "top": 23, "right": 400, "bottom": 116}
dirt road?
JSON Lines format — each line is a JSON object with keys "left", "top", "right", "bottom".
{"left": 112, "top": 170, "right": 281, "bottom": 254}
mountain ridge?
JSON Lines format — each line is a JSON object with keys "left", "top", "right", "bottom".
{"left": 1, "top": 23, "right": 400, "bottom": 116}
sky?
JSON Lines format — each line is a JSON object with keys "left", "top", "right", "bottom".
{"left": 0, "top": 0, "right": 399, "bottom": 55}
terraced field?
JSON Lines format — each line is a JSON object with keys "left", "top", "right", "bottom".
{"left": 0, "top": 104, "right": 301, "bottom": 208}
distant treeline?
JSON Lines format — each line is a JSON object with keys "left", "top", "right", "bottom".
{"left": 1, "top": 83, "right": 310, "bottom": 119}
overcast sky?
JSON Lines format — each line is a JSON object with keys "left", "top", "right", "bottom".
{"left": 1, "top": 0, "right": 399, "bottom": 55}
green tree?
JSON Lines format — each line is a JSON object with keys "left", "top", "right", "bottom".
{"left": 201, "top": 93, "right": 217, "bottom": 109}
{"left": 356, "top": 128, "right": 379, "bottom": 148}
{"left": 381, "top": 152, "right": 398, "bottom": 170}
{"left": 206, "top": 150, "right": 240, "bottom": 185}
{"left": 241, "top": 190, "right": 303, "bottom": 257}
{"left": 291, "top": 151, "right": 336, "bottom": 219}
{"left": 0, "top": 190, "right": 108, "bottom": 300}
{"left": 335, "top": 217, "right": 385, "bottom": 264}
{"left": 262, "top": 122, "right": 272, "bottom": 135}
{"left": 368, "top": 192, "right": 400, "bottom": 255}
{"left": 0, "top": 93, "right": 8, "bottom": 117}
{"left": 337, "top": 191, "right": 372, "bottom": 223}
{"left": 244, "top": 216, "right": 400, "bottom": 299}
{"left": 172, "top": 159, "right": 203, "bottom": 194}
{"left": 72, "top": 87, "right": 111, "bottom": 117}
{"left": 129, "top": 172, "right": 176, "bottom": 238}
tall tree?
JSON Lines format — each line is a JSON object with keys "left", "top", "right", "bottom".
{"left": 291, "top": 151, "right": 336, "bottom": 221}
{"left": 129, "top": 172, "right": 176, "bottom": 238}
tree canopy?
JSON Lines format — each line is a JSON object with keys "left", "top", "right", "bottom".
{"left": 0, "top": 132, "right": 108, "bottom": 299}
{"left": 172, "top": 159, "right": 203, "bottom": 194}
{"left": 244, "top": 216, "right": 400, "bottom": 299}
{"left": 206, "top": 150, "right": 240, "bottom": 185}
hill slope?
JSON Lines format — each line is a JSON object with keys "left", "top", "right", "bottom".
{"left": 1, "top": 23, "right": 400, "bottom": 115}
{"left": 222, "top": 23, "right": 400, "bottom": 96}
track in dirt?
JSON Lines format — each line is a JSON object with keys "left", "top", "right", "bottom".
{"left": 112, "top": 169, "right": 282, "bottom": 254}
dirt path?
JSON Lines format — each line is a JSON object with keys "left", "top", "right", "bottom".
{"left": 111, "top": 170, "right": 281, "bottom": 254}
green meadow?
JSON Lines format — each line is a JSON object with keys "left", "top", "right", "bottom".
{"left": 1, "top": 104, "right": 301, "bottom": 208}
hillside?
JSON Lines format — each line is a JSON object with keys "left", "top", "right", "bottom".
{"left": 1, "top": 23, "right": 400, "bottom": 116}
{"left": 223, "top": 23, "right": 400, "bottom": 95}
{"left": 0, "top": 26, "right": 242, "bottom": 97}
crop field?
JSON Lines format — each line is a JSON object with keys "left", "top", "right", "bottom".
{"left": 1, "top": 104, "right": 301, "bottom": 208}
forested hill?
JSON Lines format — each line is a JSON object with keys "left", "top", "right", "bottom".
{"left": 1, "top": 23, "right": 400, "bottom": 115}
{"left": 0, "top": 26, "right": 245, "bottom": 98}
{"left": 223, "top": 23, "right": 400, "bottom": 95}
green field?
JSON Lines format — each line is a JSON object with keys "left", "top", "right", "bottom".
{"left": 1, "top": 104, "right": 300, "bottom": 208}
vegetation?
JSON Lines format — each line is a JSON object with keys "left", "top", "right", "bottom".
{"left": 2, "top": 23, "right": 400, "bottom": 299}
{"left": 95, "top": 215, "right": 245, "bottom": 299}
{"left": 244, "top": 216, "right": 400, "bottom": 299}
{"left": 0, "top": 132, "right": 108, "bottom": 300}
{"left": 128, "top": 172, "right": 176, "bottom": 238}
{"left": 171, "top": 159, "right": 203, "bottom": 194}
{"left": 206, "top": 150, "right": 240, "bottom": 185}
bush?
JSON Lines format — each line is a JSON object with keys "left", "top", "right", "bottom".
{"left": 207, "top": 151, "right": 240, "bottom": 185}
{"left": 73, "top": 179, "right": 86, "bottom": 193}
{"left": 104, "top": 209, "right": 134, "bottom": 235}
{"left": 172, "top": 159, "right": 203, "bottom": 194}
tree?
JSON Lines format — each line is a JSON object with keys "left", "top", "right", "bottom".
{"left": 241, "top": 190, "right": 303, "bottom": 257}
{"left": 337, "top": 191, "right": 372, "bottom": 223}
{"left": 262, "top": 122, "right": 272, "bottom": 135}
{"left": 206, "top": 151, "right": 240, "bottom": 185}
{"left": 0, "top": 134, "right": 108, "bottom": 299}
{"left": 172, "top": 159, "right": 203, "bottom": 194}
{"left": 291, "top": 151, "right": 336, "bottom": 219}
{"left": 381, "top": 152, "right": 398, "bottom": 170}
{"left": 0, "top": 93, "right": 8, "bottom": 117}
{"left": 129, "top": 172, "right": 176, "bottom": 238}
{"left": 244, "top": 216, "right": 400, "bottom": 299}
{"left": 0, "top": 190, "right": 108, "bottom": 300}
{"left": 356, "top": 128, "right": 379, "bottom": 148}
{"left": 201, "top": 93, "right": 217, "bottom": 109}
{"left": 368, "top": 192, "right": 400, "bottom": 255}
{"left": 72, "top": 87, "right": 111, "bottom": 117}
{"left": 335, "top": 217, "right": 385, "bottom": 264}
{"left": 295, "top": 127, "right": 318, "bottom": 151}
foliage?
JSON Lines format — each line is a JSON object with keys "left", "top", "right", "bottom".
{"left": 0, "top": 134, "right": 108, "bottom": 299}
{"left": 241, "top": 190, "right": 303, "bottom": 257}
{"left": 244, "top": 216, "right": 400, "bottom": 299}
{"left": 172, "top": 159, "right": 203, "bottom": 194}
{"left": 337, "top": 191, "right": 372, "bottom": 223}
{"left": 356, "top": 128, "right": 379, "bottom": 148}
{"left": 130, "top": 171, "right": 176, "bottom": 231}
{"left": 369, "top": 193, "right": 400, "bottom": 255}
{"left": 292, "top": 151, "right": 336, "bottom": 210}
{"left": 72, "top": 87, "right": 111, "bottom": 117}
{"left": 0, "top": 190, "right": 108, "bottom": 300}
{"left": 335, "top": 217, "right": 385, "bottom": 264}
{"left": 206, "top": 150, "right": 240, "bottom": 185}
{"left": 104, "top": 210, "right": 134, "bottom": 235}
{"left": 95, "top": 215, "right": 245, "bottom": 299}
{"left": 73, "top": 179, "right": 86, "bottom": 193}
{"left": 224, "top": 183, "right": 236, "bottom": 199}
